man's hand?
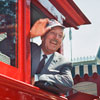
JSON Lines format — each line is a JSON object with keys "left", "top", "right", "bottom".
{"left": 31, "top": 77, "right": 34, "bottom": 85}
{"left": 30, "top": 18, "right": 51, "bottom": 38}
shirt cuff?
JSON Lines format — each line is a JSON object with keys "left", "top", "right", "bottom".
{"left": 34, "top": 74, "right": 39, "bottom": 82}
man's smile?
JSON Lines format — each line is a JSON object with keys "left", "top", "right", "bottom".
{"left": 50, "top": 40, "right": 58, "bottom": 45}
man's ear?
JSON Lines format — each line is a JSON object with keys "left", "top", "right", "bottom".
{"left": 41, "top": 36, "right": 44, "bottom": 41}
{"left": 41, "top": 32, "right": 47, "bottom": 41}
{"left": 41, "top": 30, "right": 49, "bottom": 41}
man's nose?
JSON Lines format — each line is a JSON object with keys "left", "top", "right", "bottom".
{"left": 54, "top": 33, "right": 59, "bottom": 40}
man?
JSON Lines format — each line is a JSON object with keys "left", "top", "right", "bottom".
{"left": 30, "top": 18, "right": 73, "bottom": 94}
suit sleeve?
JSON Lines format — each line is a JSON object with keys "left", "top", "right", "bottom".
{"left": 38, "top": 63, "right": 74, "bottom": 88}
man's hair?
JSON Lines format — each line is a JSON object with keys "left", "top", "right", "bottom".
{"left": 41, "top": 27, "right": 65, "bottom": 40}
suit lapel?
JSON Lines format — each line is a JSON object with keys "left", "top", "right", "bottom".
{"left": 44, "top": 52, "right": 60, "bottom": 70}
{"left": 45, "top": 53, "right": 54, "bottom": 68}
{"left": 51, "top": 52, "right": 60, "bottom": 65}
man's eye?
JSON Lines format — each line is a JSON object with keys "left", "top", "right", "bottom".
{"left": 59, "top": 35, "right": 63, "bottom": 38}
{"left": 50, "top": 32, "right": 54, "bottom": 34}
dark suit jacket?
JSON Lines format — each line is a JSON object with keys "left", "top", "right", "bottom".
{"left": 31, "top": 42, "right": 74, "bottom": 93}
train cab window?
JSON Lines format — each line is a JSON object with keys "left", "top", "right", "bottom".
{"left": 0, "top": 0, "right": 18, "bottom": 67}
{"left": 31, "top": 3, "right": 48, "bottom": 27}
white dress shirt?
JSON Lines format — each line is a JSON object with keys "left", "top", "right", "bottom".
{"left": 34, "top": 49, "right": 53, "bottom": 82}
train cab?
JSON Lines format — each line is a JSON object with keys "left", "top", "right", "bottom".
{"left": 0, "top": 0, "right": 98, "bottom": 100}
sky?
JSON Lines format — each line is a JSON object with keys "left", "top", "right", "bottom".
{"left": 63, "top": 0, "right": 100, "bottom": 61}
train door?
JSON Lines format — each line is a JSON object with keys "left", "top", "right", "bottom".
{"left": 0, "top": 0, "right": 19, "bottom": 78}
{"left": 0, "top": 0, "right": 31, "bottom": 83}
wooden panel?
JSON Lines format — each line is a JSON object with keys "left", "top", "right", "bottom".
{"left": 84, "top": 65, "right": 88, "bottom": 74}
{"left": 73, "top": 82, "right": 97, "bottom": 96}
{"left": 92, "top": 65, "right": 97, "bottom": 73}
{"left": 75, "top": 66, "right": 80, "bottom": 75}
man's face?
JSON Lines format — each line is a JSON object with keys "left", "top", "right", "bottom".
{"left": 41, "top": 26, "right": 64, "bottom": 54}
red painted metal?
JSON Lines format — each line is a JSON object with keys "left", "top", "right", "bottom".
{"left": 24, "top": 0, "right": 31, "bottom": 83}
{"left": 49, "top": 0, "right": 91, "bottom": 28}
{"left": 0, "top": 62, "right": 18, "bottom": 79}
{"left": 0, "top": 0, "right": 27, "bottom": 82}
{"left": 67, "top": 0, "right": 90, "bottom": 24}
{"left": 0, "top": 74, "right": 68, "bottom": 100}
{"left": 18, "top": 0, "right": 25, "bottom": 81}
{"left": 50, "top": 0, "right": 85, "bottom": 24}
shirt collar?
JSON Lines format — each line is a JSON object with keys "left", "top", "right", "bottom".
{"left": 41, "top": 49, "right": 52, "bottom": 59}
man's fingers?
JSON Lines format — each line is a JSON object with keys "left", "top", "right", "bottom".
{"left": 42, "top": 18, "right": 49, "bottom": 27}
{"left": 44, "top": 27, "right": 51, "bottom": 34}
{"left": 39, "top": 18, "right": 49, "bottom": 27}
{"left": 30, "top": 18, "right": 50, "bottom": 38}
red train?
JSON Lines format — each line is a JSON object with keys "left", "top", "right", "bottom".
{"left": 0, "top": 0, "right": 99, "bottom": 100}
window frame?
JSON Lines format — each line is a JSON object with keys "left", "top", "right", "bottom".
{"left": 0, "top": 0, "right": 31, "bottom": 83}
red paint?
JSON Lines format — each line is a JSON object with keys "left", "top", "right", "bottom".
{"left": 0, "top": 74, "right": 67, "bottom": 100}
{"left": 49, "top": 0, "right": 91, "bottom": 28}
{"left": 0, "top": 62, "right": 18, "bottom": 79}
{"left": 24, "top": 0, "right": 31, "bottom": 83}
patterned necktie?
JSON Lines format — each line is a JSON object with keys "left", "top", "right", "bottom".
{"left": 36, "top": 55, "right": 47, "bottom": 74}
